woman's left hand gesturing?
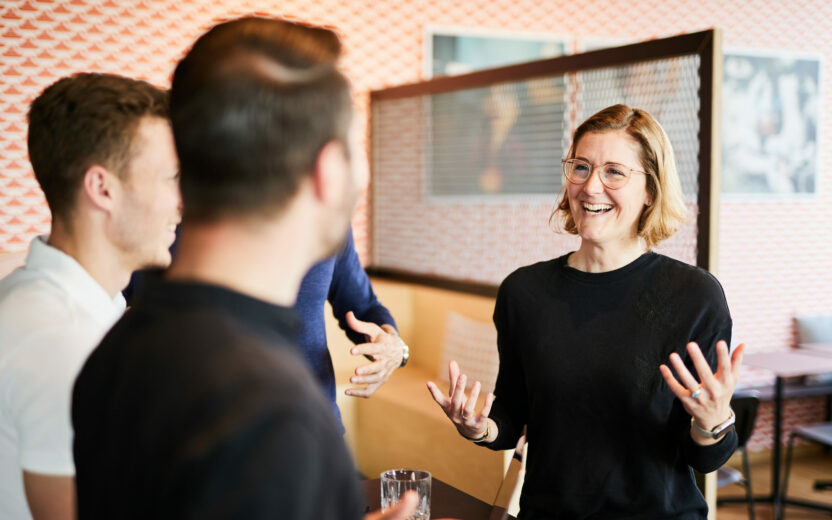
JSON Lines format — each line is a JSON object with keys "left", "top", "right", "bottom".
{"left": 659, "top": 340, "right": 745, "bottom": 445}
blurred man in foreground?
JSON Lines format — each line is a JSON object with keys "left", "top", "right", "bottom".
{"left": 72, "top": 16, "right": 415, "bottom": 519}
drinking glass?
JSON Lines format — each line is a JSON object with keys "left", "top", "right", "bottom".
{"left": 380, "top": 469, "right": 431, "bottom": 520}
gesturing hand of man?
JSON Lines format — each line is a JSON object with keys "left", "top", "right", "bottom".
{"left": 345, "top": 311, "right": 405, "bottom": 398}
{"left": 659, "top": 340, "right": 745, "bottom": 445}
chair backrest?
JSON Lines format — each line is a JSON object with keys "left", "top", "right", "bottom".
{"left": 731, "top": 391, "right": 760, "bottom": 448}
{"left": 795, "top": 314, "right": 832, "bottom": 343}
{"left": 440, "top": 312, "right": 499, "bottom": 393}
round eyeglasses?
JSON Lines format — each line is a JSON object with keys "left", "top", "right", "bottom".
{"left": 562, "top": 158, "right": 648, "bottom": 190}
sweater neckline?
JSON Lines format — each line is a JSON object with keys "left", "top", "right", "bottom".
{"left": 558, "top": 251, "right": 657, "bottom": 284}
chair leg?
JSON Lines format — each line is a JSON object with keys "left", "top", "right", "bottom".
{"left": 781, "top": 433, "right": 797, "bottom": 502}
{"left": 741, "top": 447, "right": 755, "bottom": 520}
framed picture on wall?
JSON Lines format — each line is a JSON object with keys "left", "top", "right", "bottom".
{"left": 423, "top": 27, "right": 570, "bottom": 198}
{"left": 424, "top": 25, "right": 568, "bottom": 79}
{"left": 722, "top": 50, "right": 821, "bottom": 195}
{"left": 578, "top": 37, "right": 632, "bottom": 53}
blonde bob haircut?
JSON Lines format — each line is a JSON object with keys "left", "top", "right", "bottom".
{"left": 552, "top": 104, "right": 688, "bottom": 248}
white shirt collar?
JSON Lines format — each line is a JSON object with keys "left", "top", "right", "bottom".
{"left": 25, "top": 236, "right": 126, "bottom": 326}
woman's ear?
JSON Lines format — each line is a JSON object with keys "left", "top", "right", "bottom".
{"left": 645, "top": 182, "right": 656, "bottom": 207}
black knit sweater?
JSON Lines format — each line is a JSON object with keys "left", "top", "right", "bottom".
{"left": 485, "top": 252, "right": 737, "bottom": 519}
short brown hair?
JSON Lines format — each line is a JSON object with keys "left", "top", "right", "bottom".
{"left": 553, "top": 104, "right": 687, "bottom": 248}
{"left": 170, "top": 16, "right": 352, "bottom": 222}
{"left": 27, "top": 72, "right": 169, "bottom": 226}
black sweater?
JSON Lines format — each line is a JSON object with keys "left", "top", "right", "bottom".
{"left": 72, "top": 280, "right": 362, "bottom": 520}
{"left": 485, "top": 252, "right": 737, "bottom": 519}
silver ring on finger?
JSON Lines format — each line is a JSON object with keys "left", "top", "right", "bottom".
{"left": 690, "top": 384, "right": 703, "bottom": 399}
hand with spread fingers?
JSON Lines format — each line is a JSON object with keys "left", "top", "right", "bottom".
{"left": 344, "top": 311, "right": 404, "bottom": 398}
{"left": 426, "top": 360, "right": 496, "bottom": 442}
{"left": 659, "top": 340, "right": 746, "bottom": 445}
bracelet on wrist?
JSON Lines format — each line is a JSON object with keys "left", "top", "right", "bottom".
{"left": 465, "top": 420, "right": 490, "bottom": 443}
{"left": 691, "top": 408, "right": 736, "bottom": 440}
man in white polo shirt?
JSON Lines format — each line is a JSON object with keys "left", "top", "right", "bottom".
{"left": 0, "top": 73, "right": 181, "bottom": 520}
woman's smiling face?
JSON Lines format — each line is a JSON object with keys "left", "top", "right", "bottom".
{"left": 566, "top": 129, "right": 651, "bottom": 248}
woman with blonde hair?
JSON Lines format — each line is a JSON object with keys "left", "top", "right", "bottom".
{"left": 428, "top": 104, "right": 744, "bottom": 519}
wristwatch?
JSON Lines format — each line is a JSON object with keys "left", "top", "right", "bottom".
{"left": 691, "top": 409, "right": 735, "bottom": 440}
{"left": 398, "top": 341, "right": 410, "bottom": 368}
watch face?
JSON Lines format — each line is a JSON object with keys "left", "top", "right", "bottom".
{"left": 711, "top": 412, "right": 736, "bottom": 437}
{"left": 399, "top": 344, "right": 409, "bottom": 367}
{"left": 712, "top": 423, "right": 734, "bottom": 437}
{"left": 692, "top": 410, "right": 735, "bottom": 439}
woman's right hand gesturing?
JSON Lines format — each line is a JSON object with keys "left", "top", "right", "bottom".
{"left": 426, "top": 360, "right": 496, "bottom": 441}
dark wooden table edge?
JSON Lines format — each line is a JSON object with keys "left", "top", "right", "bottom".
{"left": 363, "top": 477, "right": 516, "bottom": 519}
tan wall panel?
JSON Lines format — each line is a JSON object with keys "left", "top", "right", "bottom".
{"left": 325, "top": 279, "right": 503, "bottom": 501}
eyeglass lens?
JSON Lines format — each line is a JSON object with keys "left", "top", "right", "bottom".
{"left": 564, "top": 160, "right": 629, "bottom": 188}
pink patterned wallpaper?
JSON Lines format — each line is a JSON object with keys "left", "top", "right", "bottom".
{"left": 1, "top": 0, "right": 831, "bottom": 450}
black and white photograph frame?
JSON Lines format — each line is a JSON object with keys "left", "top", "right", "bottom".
{"left": 722, "top": 49, "right": 821, "bottom": 195}
{"left": 423, "top": 25, "right": 569, "bottom": 79}
{"left": 422, "top": 26, "right": 571, "bottom": 200}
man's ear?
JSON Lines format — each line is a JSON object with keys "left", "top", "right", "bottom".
{"left": 312, "top": 140, "right": 347, "bottom": 205}
{"left": 81, "top": 165, "right": 120, "bottom": 213}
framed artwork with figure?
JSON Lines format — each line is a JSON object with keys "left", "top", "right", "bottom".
{"left": 722, "top": 50, "right": 821, "bottom": 195}
{"left": 424, "top": 27, "right": 569, "bottom": 198}
{"left": 425, "top": 26, "right": 568, "bottom": 79}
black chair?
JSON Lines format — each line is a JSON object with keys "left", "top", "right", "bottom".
{"left": 782, "top": 422, "right": 832, "bottom": 499}
{"left": 787, "top": 314, "right": 832, "bottom": 495}
{"left": 716, "top": 392, "right": 760, "bottom": 520}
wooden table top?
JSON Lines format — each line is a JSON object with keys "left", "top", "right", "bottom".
{"left": 743, "top": 350, "right": 832, "bottom": 378}
{"left": 363, "top": 476, "right": 507, "bottom": 520}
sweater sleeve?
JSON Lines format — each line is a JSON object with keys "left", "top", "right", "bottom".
{"left": 680, "top": 273, "right": 738, "bottom": 473}
{"left": 482, "top": 278, "right": 528, "bottom": 451}
{"left": 682, "top": 427, "right": 738, "bottom": 473}
{"left": 327, "top": 229, "right": 396, "bottom": 344}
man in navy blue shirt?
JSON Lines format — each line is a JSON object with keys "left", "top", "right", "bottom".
{"left": 295, "top": 228, "right": 408, "bottom": 430}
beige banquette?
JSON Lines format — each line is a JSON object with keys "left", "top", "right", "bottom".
{"left": 328, "top": 277, "right": 513, "bottom": 503}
